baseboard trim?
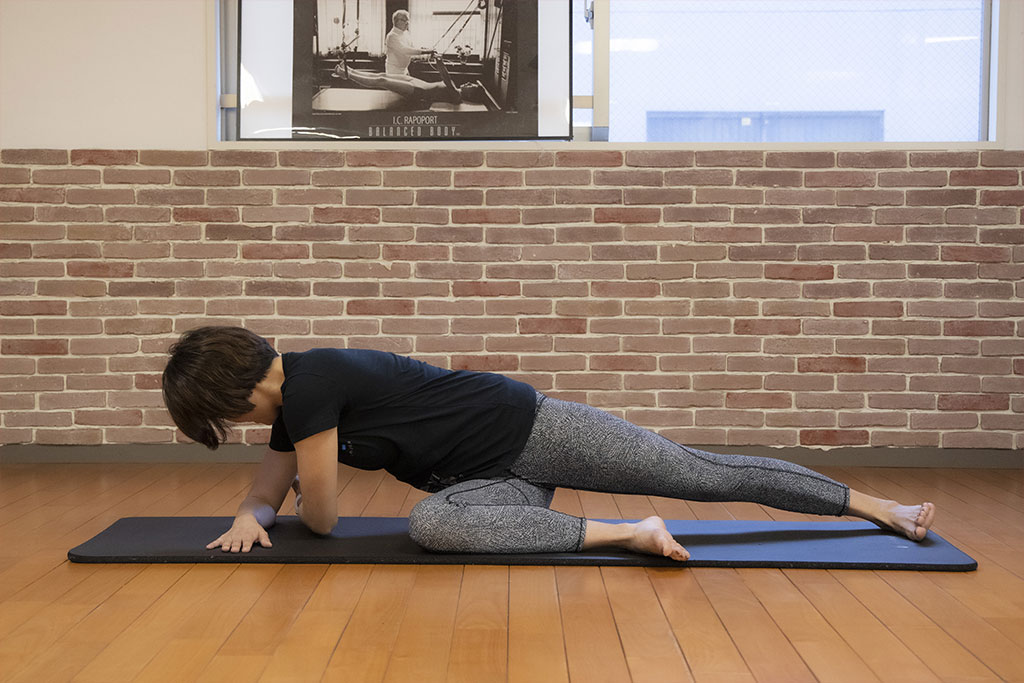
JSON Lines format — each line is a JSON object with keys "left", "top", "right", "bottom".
{"left": 1, "top": 444, "right": 1021, "bottom": 468}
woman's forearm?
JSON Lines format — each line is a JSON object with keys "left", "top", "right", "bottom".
{"left": 236, "top": 495, "right": 277, "bottom": 528}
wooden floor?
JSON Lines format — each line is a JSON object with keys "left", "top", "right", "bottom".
{"left": 1, "top": 462, "right": 1023, "bottom": 682}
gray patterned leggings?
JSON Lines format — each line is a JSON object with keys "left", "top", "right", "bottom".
{"left": 408, "top": 394, "right": 850, "bottom": 553}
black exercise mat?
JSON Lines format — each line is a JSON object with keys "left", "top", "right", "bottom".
{"left": 67, "top": 516, "right": 977, "bottom": 570}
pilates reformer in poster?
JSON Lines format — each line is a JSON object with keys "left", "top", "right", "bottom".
{"left": 238, "top": 0, "right": 571, "bottom": 141}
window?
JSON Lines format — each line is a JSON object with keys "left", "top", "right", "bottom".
{"left": 574, "top": 0, "right": 999, "bottom": 143}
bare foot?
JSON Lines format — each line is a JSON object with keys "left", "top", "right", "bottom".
{"left": 626, "top": 516, "right": 690, "bottom": 562}
{"left": 877, "top": 501, "right": 935, "bottom": 541}
{"left": 848, "top": 490, "right": 935, "bottom": 541}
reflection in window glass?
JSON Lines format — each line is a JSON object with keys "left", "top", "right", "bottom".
{"left": 608, "top": 0, "right": 994, "bottom": 142}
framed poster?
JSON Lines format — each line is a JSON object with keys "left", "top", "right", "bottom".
{"left": 238, "top": 0, "right": 572, "bottom": 141}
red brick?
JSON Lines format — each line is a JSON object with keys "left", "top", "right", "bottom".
{"left": 937, "top": 394, "right": 1009, "bottom": 411}
{"left": 210, "top": 150, "right": 277, "bottom": 167}
{"left": 453, "top": 281, "right": 520, "bottom": 297}
{"left": 172, "top": 207, "right": 239, "bottom": 223}
{"left": 486, "top": 151, "right": 554, "bottom": 168}
{"left": 0, "top": 168, "right": 31, "bottom": 183}
{"left": 278, "top": 151, "right": 346, "bottom": 167}
{"left": 798, "top": 357, "right": 866, "bottom": 373}
{"left": 696, "top": 151, "right": 763, "bottom": 167}
{"left": 1, "top": 339, "right": 68, "bottom": 355}
{"left": 663, "top": 206, "right": 731, "bottom": 222}
{"left": 71, "top": 149, "right": 138, "bottom": 165}
{"left": 32, "top": 169, "right": 100, "bottom": 184}
{"left": 314, "top": 170, "right": 381, "bottom": 186}
{"left": 487, "top": 189, "right": 555, "bottom": 206}
{"left": 625, "top": 150, "right": 694, "bottom": 167}
{"left": 736, "top": 170, "right": 802, "bottom": 187}
{"left": 417, "top": 189, "right": 483, "bottom": 206}
{"left": 555, "top": 151, "right": 622, "bottom": 167}
{"left": 346, "top": 299, "right": 415, "bottom": 315}
{"left": 594, "top": 170, "right": 663, "bottom": 186}
{"left": 525, "top": 169, "right": 591, "bottom": 186}
{"left": 313, "top": 207, "right": 380, "bottom": 224}
{"left": 594, "top": 207, "right": 660, "bottom": 223}
{"left": 696, "top": 188, "right": 763, "bottom": 205}
{"left": 103, "top": 168, "right": 171, "bottom": 184}
{"left": 519, "top": 318, "right": 587, "bottom": 334}
{"left": 837, "top": 151, "right": 906, "bottom": 168}
{"left": 980, "top": 189, "right": 1024, "bottom": 206}
{"left": 944, "top": 321, "right": 1015, "bottom": 336}
{"left": 981, "top": 151, "right": 1024, "bottom": 166}
{"left": 347, "top": 189, "right": 414, "bottom": 206}
{"left": 451, "top": 208, "right": 521, "bottom": 224}
{"left": 834, "top": 301, "right": 903, "bottom": 317}
{"left": 909, "top": 151, "right": 978, "bottom": 167}
{"left": 0, "top": 187, "right": 64, "bottom": 203}
{"left": 382, "top": 207, "right": 449, "bottom": 224}
{"left": 139, "top": 150, "right": 208, "bottom": 166}
{"left": 1, "top": 149, "right": 69, "bottom": 164}
{"left": 800, "top": 429, "right": 869, "bottom": 446}
{"left": 416, "top": 150, "right": 484, "bottom": 167}
{"left": 941, "top": 245, "right": 1011, "bottom": 263}
{"left": 734, "top": 320, "right": 801, "bottom": 335}
{"left": 66, "top": 261, "right": 134, "bottom": 278}
{"left": 345, "top": 151, "right": 412, "bottom": 167}
{"left": 556, "top": 188, "right": 622, "bottom": 204}
{"left": 766, "top": 152, "right": 835, "bottom": 168}
{"left": 765, "top": 264, "right": 833, "bottom": 280}
{"left": 623, "top": 188, "right": 692, "bottom": 205}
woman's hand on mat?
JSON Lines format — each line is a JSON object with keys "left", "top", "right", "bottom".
{"left": 206, "top": 513, "right": 272, "bottom": 553}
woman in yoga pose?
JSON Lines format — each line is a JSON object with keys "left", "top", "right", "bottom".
{"left": 330, "top": 52, "right": 488, "bottom": 107}
{"left": 162, "top": 326, "right": 936, "bottom": 558}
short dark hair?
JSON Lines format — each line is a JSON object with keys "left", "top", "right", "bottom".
{"left": 161, "top": 326, "right": 278, "bottom": 449}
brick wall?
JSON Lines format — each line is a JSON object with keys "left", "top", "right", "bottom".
{"left": 1, "top": 147, "right": 1022, "bottom": 452}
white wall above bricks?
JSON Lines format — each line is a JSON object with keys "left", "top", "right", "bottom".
{"left": 1, "top": 0, "right": 1023, "bottom": 149}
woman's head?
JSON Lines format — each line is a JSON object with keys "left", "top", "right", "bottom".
{"left": 392, "top": 9, "right": 410, "bottom": 28}
{"left": 161, "top": 326, "right": 278, "bottom": 449}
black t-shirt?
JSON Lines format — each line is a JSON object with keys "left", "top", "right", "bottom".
{"left": 268, "top": 348, "right": 538, "bottom": 489}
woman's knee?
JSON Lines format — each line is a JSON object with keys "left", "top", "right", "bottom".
{"left": 408, "top": 495, "right": 454, "bottom": 551}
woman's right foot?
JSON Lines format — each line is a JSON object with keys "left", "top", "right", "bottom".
{"left": 850, "top": 491, "right": 935, "bottom": 541}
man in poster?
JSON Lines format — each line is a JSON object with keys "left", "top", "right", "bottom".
{"left": 384, "top": 9, "right": 431, "bottom": 75}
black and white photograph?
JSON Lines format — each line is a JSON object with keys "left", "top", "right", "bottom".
{"left": 285, "top": 0, "right": 562, "bottom": 140}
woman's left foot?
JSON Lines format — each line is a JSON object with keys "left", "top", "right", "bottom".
{"left": 626, "top": 516, "right": 690, "bottom": 561}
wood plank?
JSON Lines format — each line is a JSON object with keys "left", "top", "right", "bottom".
{"left": 508, "top": 566, "right": 569, "bottom": 683}
{"left": 578, "top": 489, "right": 623, "bottom": 519}
{"left": 694, "top": 568, "right": 816, "bottom": 682}
{"left": 363, "top": 474, "right": 416, "bottom": 517}
{"left": 647, "top": 568, "right": 754, "bottom": 682}
{"left": 833, "top": 570, "right": 999, "bottom": 682}
{"left": 446, "top": 565, "right": 509, "bottom": 683}
{"left": 739, "top": 568, "right": 881, "bottom": 683}
{"left": 134, "top": 564, "right": 282, "bottom": 683}
{"left": 0, "top": 565, "right": 139, "bottom": 680}
{"left": 550, "top": 487, "right": 584, "bottom": 518}
{"left": 382, "top": 565, "right": 463, "bottom": 683}
{"left": 73, "top": 565, "right": 237, "bottom": 683}
{"left": 260, "top": 565, "right": 373, "bottom": 682}
{"left": 556, "top": 566, "right": 632, "bottom": 683}
{"left": 321, "top": 565, "right": 419, "bottom": 682}
{"left": 881, "top": 571, "right": 1024, "bottom": 681}
{"left": 781, "top": 569, "right": 938, "bottom": 682}
{"left": 6, "top": 565, "right": 190, "bottom": 683}
{"left": 601, "top": 566, "right": 693, "bottom": 683}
